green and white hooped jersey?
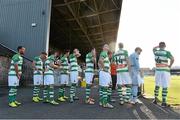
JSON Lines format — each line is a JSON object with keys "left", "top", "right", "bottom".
{"left": 8, "top": 54, "right": 23, "bottom": 76}
{"left": 44, "top": 55, "right": 55, "bottom": 75}
{"left": 99, "top": 51, "right": 110, "bottom": 73}
{"left": 85, "top": 52, "right": 94, "bottom": 73}
{"left": 113, "top": 49, "right": 129, "bottom": 72}
{"left": 153, "top": 49, "right": 173, "bottom": 72}
{"left": 60, "top": 55, "right": 69, "bottom": 74}
{"left": 33, "top": 56, "right": 43, "bottom": 75}
{"left": 69, "top": 54, "right": 78, "bottom": 72}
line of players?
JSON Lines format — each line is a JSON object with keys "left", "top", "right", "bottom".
{"left": 8, "top": 42, "right": 174, "bottom": 108}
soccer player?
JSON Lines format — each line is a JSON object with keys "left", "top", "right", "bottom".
{"left": 85, "top": 48, "right": 96, "bottom": 104}
{"left": 113, "top": 43, "right": 132, "bottom": 105}
{"left": 58, "top": 50, "right": 70, "bottom": 102}
{"left": 152, "top": 42, "right": 174, "bottom": 107}
{"left": 32, "top": 52, "right": 47, "bottom": 103}
{"left": 8, "top": 46, "right": 25, "bottom": 107}
{"left": 69, "top": 48, "right": 81, "bottom": 103}
{"left": 43, "top": 51, "right": 60, "bottom": 105}
{"left": 129, "top": 47, "right": 142, "bottom": 104}
{"left": 98, "top": 44, "right": 114, "bottom": 108}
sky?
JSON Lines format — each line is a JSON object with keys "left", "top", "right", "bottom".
{"left": 116, "top": 0, "right": 180, "bottom": 68}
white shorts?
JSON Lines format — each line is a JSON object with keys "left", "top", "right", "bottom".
{"left": 155, "top": 71, "right": 170, "bottom": 88}
{"left": 70, "top": 71, "right": 78, "bottom": 84}
{"left": 99, "top": 71, "right": 111, "bottom": 87}
{"left": 60, "top": 74, "right": 69, "bottom": 85}
{"left": 44, "top": 75, "right": 54, "bottom": 85}
{"left": 8, "top": 76, "right": 19, "bottom": 86}
{"left": 33, "top": 75, "right": 43, "bottom": 85}
{"left": 117, "top": 72, "right": 132, "bottom": 85}
{"left": 85, "top": 73, "right": 94, "bottom": 84}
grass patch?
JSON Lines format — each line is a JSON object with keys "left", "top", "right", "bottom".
{"left": 144, "top": 76, "right": 180, "bottom": 105}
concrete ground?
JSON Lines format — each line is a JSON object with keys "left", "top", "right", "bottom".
{"left": 0, "top": 87, "right": 179, "bottom": 119}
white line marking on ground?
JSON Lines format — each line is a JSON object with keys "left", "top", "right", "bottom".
{"left": 153, "top": 104, "right": 169, "bottom": 114}
{"left": 133, "top": 109, "right": 141, "bottom": 119}
{"left": 165, "top": 108, "right": 179, "bottom": 115}
{"left": 139, "top": 99, "right": 157, "bottom": 119}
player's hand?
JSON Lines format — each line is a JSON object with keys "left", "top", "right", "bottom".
{"left": 17, "top": 73, "right": 21, "bottom": 80}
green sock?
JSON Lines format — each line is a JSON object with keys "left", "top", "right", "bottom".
{"left": 8, "top": 86, "right": 16, "bottom": 103}
{"left": 154, "top": 86, "right": 160, "bottom": 100}
{"left": 99, "top": 86, "right": 103, "bottom": 103}
{"left": 33, "top": 85, "right": 40, "bottom": 97}
{"left": 58, "top": 87, "right": 64, "bottom": 98}
{"left": 43, "top": 85, "right": 49, "bottom": 101}
{"left": 125, "top": 86, "right": 132, "bottom": 101}
{"left": 102, "top": 87, "right": 108, "bottom": 105}
{"left": 49, "top": 86, "right": 54, "bottom": 101}
{"left": 70, "top": 85, "right": 75, "bottom": 100}
{"left": 73, "top": 85, "right": 76, "bottom": 97}
{"left": 63, "top": 87, "right": 65, "bottom": 97}
{"left": 118, "top": 86, "right": 123, "bottom": 102}
{"left": 107, "top": 87, "right": 112, "bottom": 102}
{"left": 13, "top": 87, "right": 17, "bottom": 102}
{"left": 162, "top": 88, "right": 168, "bottom": 103}
{"left": 86, "top": 84, "right": 91, "bottom": 100}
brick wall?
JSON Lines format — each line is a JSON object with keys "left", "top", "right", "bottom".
{"left": 0, "top": 56, "right": 11, "bottom": 86}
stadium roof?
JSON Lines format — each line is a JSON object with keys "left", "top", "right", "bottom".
{"left": 50, "top": 0, "right": 122, "bottom": 57}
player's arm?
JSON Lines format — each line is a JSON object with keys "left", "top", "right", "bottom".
{"left": 153, "top": 46, "right": 159, "bottom": 53}
{"left": 92, "top": 55, "right": 97, "bottom": 63}
{"left": 60, "top": 58, "right": 64, "bottom": 69}
{"left": 92, "top": 49, "right": 97, "bottom": 68}
{"left": 14, "top": 63, "right": 21, "bottom": 80}
{"left": 98, "top": 57, "right": 104, "bottom": 70}
{"left": 169, "top": 57, "right": 174, "bottom": 68}
{"left": 168, "top": 52, "right": 174, "bottom": 68}
{"left": 49, "top": 61, "right": 60, "bottom": 69}
{"left": 126, "top": 57, "right": 131, "bottom": 72}
{"left": 124, "top": 50, "right": 130, "bottom": 71}
{"left": 13, "top": 56, "right": 21, "bottom": 80}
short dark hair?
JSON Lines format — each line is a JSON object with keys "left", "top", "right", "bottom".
{"left": 118, "top": 43, "right": 124, "bottom": 49}
{"left": 135, "top": 47, "right": 142, "bottom": 52}
{"left": 17, "top": 46, "right": 24, "bottom": 51}
{"left": 64, "top": 49, "right": 70, "bottom": 53}
{"left": 108, "top": 50, "right": 112, "bottom": 55}
{"left": 41, "top": 52, "right": 47, "bottom": 55}
{"left": 159, "top": 42, "right": 166, "bottom": 46}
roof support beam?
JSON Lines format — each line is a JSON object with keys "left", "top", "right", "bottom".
{"left": 54, "top": 0, "right": 87, "bottom": 7}
{"left": 64, "top": 0, "right": 94, "bottom": 48}
{"left": 112, "top": 0, "right": 119, "bottom": 9}
{"left": 65, "top": 8, "right": 120, "bottom": 21}
{"left": 79, "top": 29, "right": 117, "bottom": 37}
{"left": 72, "top": 20, "right": 119, "bottom": 30}
{"left": 93, "top": 0, "right": 105, "bottom": 43}
{"left": 93, "top": 36, "right": 116, "bottom": 41}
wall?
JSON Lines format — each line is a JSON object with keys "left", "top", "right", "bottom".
{"left": 0, "top": 0, "right": 52, "bottom": 60}
{"left": 0, "top": 56, "right": 11, "bottom": 86}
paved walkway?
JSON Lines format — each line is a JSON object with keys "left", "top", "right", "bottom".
{"left": 0, "top": 87, "right": 179, "bottom": 119}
